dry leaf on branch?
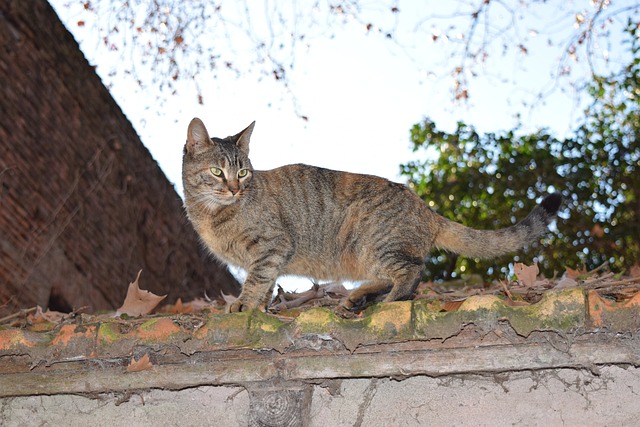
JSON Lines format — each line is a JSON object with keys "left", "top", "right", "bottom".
{"left": 126, "top": 353, "right": 153, "bottom": 372}
{"left": 514, "top": 263, "right": 539, "bottom": 287}
{"left": 115, "top": 270, "right": 166, "bottom": 317}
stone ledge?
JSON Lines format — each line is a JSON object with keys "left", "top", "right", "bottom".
{"left": 0, "top": 331, "right": 638, "bottom": 397}
{"left": 1, "top": 287, "right": 639, "bottom": 397}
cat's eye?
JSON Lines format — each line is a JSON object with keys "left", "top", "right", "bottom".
{"left": 238, "top": 169, "right": 249, "bottom": 178}
{"left": 210, "top": 167, "right": 223, "bottom": 177}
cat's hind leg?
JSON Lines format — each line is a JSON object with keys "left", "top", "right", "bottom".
{"left": 336, "top": 280, "right": 391, "bottom": 318}
{"left": 382, "top": 263, "right": 423, "bottom": 302}
{"left": 336, "top": 255, "right": 423, "bottom": 317}
{"left": 342, "top": 280, "right": 392, "bottom": 310}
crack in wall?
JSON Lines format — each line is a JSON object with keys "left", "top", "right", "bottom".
{"left": 353, "top": 378, "right": 378, "bottom": 427}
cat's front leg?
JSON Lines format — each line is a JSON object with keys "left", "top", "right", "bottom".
{"left": 227, "top": 247, "right": 292, "bottom": 313}
{"left": 227, "top": 275, "right": 275, "bottom": 312}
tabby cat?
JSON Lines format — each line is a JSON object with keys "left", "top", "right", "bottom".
{"left": 182, "top": 118, "right": 561, "bottom": 314}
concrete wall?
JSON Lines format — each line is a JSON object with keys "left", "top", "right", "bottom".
{"left": 2, "top": 366, "right": 638, "bottom": 426}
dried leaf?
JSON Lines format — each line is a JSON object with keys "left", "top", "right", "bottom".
{"left": 591, "top": 224, "right": 605, "bottom": 238}
{"left": 554, "top": 276, "right": 578, "bottom": 289}
{"left": 28, "top": 306, "right": 67, "bottom": 324}
{"left": 188, "top": 297, "right": 222, "bottom": 311}
{"left": 415, "top": 281, "right": 435, "bottom": 292}
{"left": 514, "top": 263, "right": 539, "bottom": 287}
{"left": 630, "top": 264, "right": 640, "bottom": 278}
{"left": 531, "top": 278, "right": 551, "bottom": 289}
{"left": 443, "top": 300, "right": 465, "bottom": 312}
{"left": 221, "top": 291, "right": 238, "bottom": 305}
{"left": 163, "top": 298, "right": 189, "bottom": 314}
{"left": 115, "top": 270, "right": 166, "bottom": 317}
{"left": 157, "top": 297, "right": 223, "bottom": 314}
{"left": 127, "top": 353, "right": 152, "bottom": 372}
{"left": 565, "top": 266, "right": 586, "bottom": 279}
{"left": 504, "top": 297, "right": 530, "bottom": 307}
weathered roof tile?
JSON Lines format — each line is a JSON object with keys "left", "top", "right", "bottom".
{"left": 587, "top": 290, "right": 640, "bottom": 330}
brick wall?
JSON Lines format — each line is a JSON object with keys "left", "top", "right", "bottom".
{"left": 0, "top": 0, "right": 240, "bottom": 313}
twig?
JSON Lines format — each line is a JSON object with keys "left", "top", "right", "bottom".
{"left": 275, "top": 285, "right": 288, "bottom": 303}
{"left": 0, "top": 307, "right": 37, "bottom": 324}
{"left": 70, "top": 306, "right": 90, "bottom": 317}
{"left": 590, "top": 276, "right": 640, "bottom": 288}
{"left": 499, "top": 281, "right": 513, "bottom": 300}
{"left": 270, "top": 284, "right": 323, "bottom": 311}
{"left": 591, "top": 283, "right": 640, "bottom": 296}
{"left": 582, "top": 272, "right": 616, "bottom": 287}
{"left": 0, "top": 295, "right": 15, "bottom": 310}
{"left": 585, "top": 261, "right": 610, "bottom": 276}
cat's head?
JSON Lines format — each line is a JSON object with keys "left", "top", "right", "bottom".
{"left": 182, "top": 118, "right": 255, "bottom": 207}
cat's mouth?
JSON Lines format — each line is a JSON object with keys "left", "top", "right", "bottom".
{"left": 214, "top": 190, "right": 243, "bottom": 205}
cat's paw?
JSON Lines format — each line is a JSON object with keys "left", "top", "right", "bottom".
{"left": 334, "top": 304, "right": 357, "bottom": 319}
{"left": 227, "top": 300, "right": 249, "bottom": 313}
{"left": 227, "top": 299, "right": 263, "bottom": 313}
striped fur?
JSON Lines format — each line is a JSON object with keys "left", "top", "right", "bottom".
{"left": 182, "top": 118, "right": 562, "bottom": 313}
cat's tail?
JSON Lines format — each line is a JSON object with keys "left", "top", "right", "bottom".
{"left": 433, "top": 193, "right": 562, "bottom": 259}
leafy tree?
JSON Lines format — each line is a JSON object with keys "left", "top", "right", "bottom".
{"left": 400, "top": 22, "right": 640, "bottom": 281}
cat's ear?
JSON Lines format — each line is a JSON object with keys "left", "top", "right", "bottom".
{"left": 232, "top": 121, "right": 255, "bottom": 155}
{"left": 186, "top": 118, "right": 212, "bottom": 155}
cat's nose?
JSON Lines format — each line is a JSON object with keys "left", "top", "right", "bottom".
{"left": 228, "top": 185, "right": 240, "bottom": 195}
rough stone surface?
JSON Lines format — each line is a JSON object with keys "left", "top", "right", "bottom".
{"left": 1, "top": 366, "right": 638, "bottom": 426}
{"left": 0, "top": 0, "right": 240, "bottom": 315}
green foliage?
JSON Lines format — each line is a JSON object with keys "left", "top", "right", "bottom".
{"left": 401, "top": 23, "right": 640, "bottom": 281}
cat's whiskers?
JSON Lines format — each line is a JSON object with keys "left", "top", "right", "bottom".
{"left": 236, "top": 188, "right": 256, "bottom": 204}
{"left": 190, "top": 192, "right": 226, "bottom": 212}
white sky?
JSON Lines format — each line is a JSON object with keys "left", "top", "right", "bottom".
{"left": 48, "top": 0, "right": 631, "bottom": 290}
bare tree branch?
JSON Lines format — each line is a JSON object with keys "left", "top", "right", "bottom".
{"left": 55, "top": 0, "right": 639, "bottom": 113}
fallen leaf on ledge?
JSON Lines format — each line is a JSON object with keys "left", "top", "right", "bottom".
{"left": 443, "top": 300, "right": 465, "bottom": 312}
{"left": 221, "top": 292, "right": 238, "bottom": 305}
{"left": 565, "top": 266, "right": 586, "bottom": 279}
{"left": 514, "top": 263, "right": 539, "bottom": 287}
{"left": 554, "top": 276, "right": 578, "bottom": 289}
{"left": 127, "top": 353, "right": 153, "bottom": 372}
{"left": 28, "top": 306, "right": 68, "bottom": 324}
{"left": 115, "top": 270, "right": 166, "bottom": 317}
{"left": 630, "top": 264, "right": 640, "bottom": 278}
{"left": 503, "top": 297, "right": 531, "bottom": 307}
